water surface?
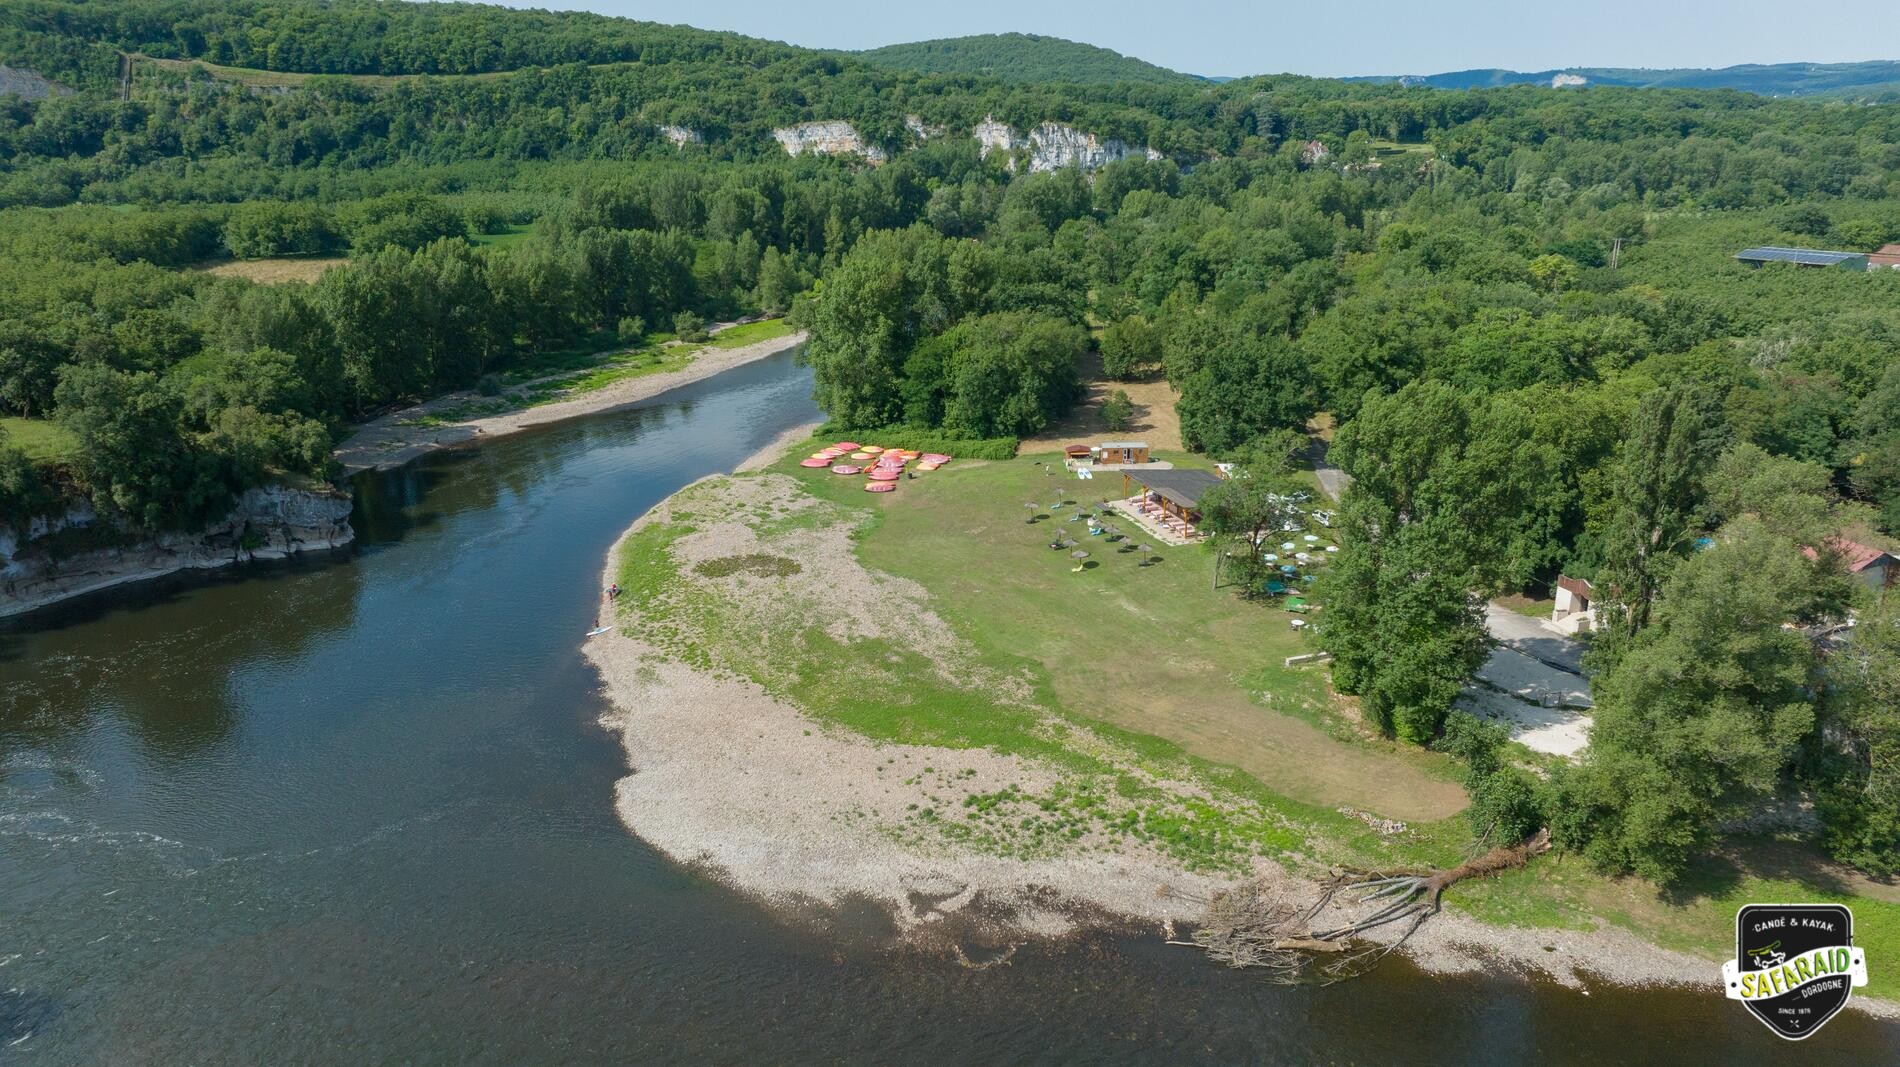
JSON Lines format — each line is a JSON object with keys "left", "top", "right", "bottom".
{"left": 4, "top": 351, "right": 1896, "bottom": 1062}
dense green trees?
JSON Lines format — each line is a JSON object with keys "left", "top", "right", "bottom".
{"left": 1318, "top": 383, "right": 1498, "bottom": 742}
{"left": 1552, "top": 519, "right": 1822, "bottom": 882}
{"left": 802, "top": 226, "right": 1085, "bottom": 436}
{"left": 1817, "top": 596, "right": 1900, "bottom": 875}
{"left": 0, "top": 425, "right": 52, "bottom": 532}
{"left": 222, "top": 201, "right": 341, "bottom": 258}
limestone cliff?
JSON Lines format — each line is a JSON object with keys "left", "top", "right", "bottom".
{"left": 905, "top": 115, "right": 945, "bottom": 141}
{"left": 656, "top": 124, "right": 704, "bottom": 148}
{"left": 771, "top": 121, "right": 887, "bottom": 162}
{"left": 973, "top": 115, "right": 1162, "bottom": 173}
{"left": 1, "top": 485, "right": 354, "bottom": 618}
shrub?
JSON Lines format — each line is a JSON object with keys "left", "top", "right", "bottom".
{"left": 815, "top": 424, "right": 1019, "bottom": 461}
{"left": 694, "top": 553, "right": 801, "bottom": 578}
{"left": 1101, "top": 389, "right": 1133, "bottom": 431}
{"left": 673, "top": 310, "right": 709, "bottom": 343}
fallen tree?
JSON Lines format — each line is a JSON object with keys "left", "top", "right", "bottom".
{"left": 1173, "top": 829, "right": 1551, "bottom": 984}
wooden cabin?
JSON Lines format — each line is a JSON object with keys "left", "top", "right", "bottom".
{"left": 1093, "top": 440, "right": 1151, "bottom": 465}
{"left": 1064, "top": 443, "right": 1093, "bottom": 460}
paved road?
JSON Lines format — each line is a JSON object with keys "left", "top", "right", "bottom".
{"left": 1483, "top": 602, "right": 1586, "bottom": 674}
{"left": 1309, "top": 440, "right": 1351, "bottom": 502}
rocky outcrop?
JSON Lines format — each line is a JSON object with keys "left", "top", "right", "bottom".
{"left": 972, "top": 116, "right": 1162, "bottom": 173}
{"left": 656, "top": 124, "right": 703, "bottom": 148}
{"left": 904, "top": 115, "right": 944, "bottom": 141}
{"left": 0, "top": 485, "right": 354, "bottom": 618}
{"left": 772, "top": 121, "right": 886, "bottom": 162}
{"left": 0, "top": 64, "right": 70, "bottom": 101}
{"left": 973, "top": 116, "right": 1025, "bottom": 158}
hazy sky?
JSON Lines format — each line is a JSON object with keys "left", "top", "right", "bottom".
{"left": 498, "top": 0, "right": 1900, "bottom": 79}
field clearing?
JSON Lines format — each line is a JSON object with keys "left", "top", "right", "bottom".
{"left": 775, "top": 448, "right": 1467, "bottom": 823}
{"left": 470, "top": 225, "right": 534, "bottom": 248}
{"left": 201, "top": 256, "right": 347, "bottom": 284}
{"left": 0, "top": 416, "right": 77, "bottom": 463}
{"left": 1021, "top": 350, "right": 1182, "bottom": 453}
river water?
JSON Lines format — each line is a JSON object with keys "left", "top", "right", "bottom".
{"left": 3, "top": 350, "right": 1896, "bottom": 1063}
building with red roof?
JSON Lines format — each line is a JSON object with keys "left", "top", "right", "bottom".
{"left": 1802, "top": 537, "right": 1898, "bottom": 590}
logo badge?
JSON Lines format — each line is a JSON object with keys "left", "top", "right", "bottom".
{"left": 1722, "top": 904, "right": 1868, "bottom": 1040}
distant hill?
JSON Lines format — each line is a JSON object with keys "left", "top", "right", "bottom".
{"left": 1345, "top": 60, "right": 1900, "bottom": 97}
{"left": 858, "top": 33, "right": 1202, "bottom": 85}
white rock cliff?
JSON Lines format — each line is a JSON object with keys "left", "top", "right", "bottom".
{"left": 772, "top": 121, "right": 887, "bottom": 162}
{"left": 973, "top": 116, "right": 1162, "bottom": 173}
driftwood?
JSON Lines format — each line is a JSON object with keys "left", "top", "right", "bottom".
{"left": 1178, "top": 829, "right": 1550, "bottom": 984}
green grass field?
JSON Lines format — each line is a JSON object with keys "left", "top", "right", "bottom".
{"left": 709, "top": 318, "right": 796, "bottom": 348}
{"left": 469, "top": 224, "right": 534, "bottom": 248}
{"left": 0, "top": 417, "right": 77, "bottom": 464}
{"left": 771, "top": 449, "right": 1467, "bottom": 824}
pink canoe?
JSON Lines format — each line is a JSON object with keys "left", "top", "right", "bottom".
{"left": 863, "top": 481, "right": 896, "bottom": 493}
{"left": 830, "top": 464, "right": 862, "bottom": 475}
{"left": 833, "top": 441, "right": 861, "bottom": 451}
{"left": 798, "top": 458, "right": 830, "bottom": 468}
{"left": 920, "top": 453, "right": 952, "bottom": 464}
{"left": 867, "top": 470, "right": 900, "bottom": 481}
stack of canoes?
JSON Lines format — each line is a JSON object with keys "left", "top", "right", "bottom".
{"left": 799, "top": 440, "right": 952, "bottom": 493}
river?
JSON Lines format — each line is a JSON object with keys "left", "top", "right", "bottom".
{"left": 3, "top": 350, "right": 1896, "bottom": 1063}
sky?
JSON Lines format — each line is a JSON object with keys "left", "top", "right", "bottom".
{"left": 495, "top": 0, "right": 1900, "bottom": 80}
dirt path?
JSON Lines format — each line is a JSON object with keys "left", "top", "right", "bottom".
{"left": 333, "top": 331, "right": 805, "bottom": 474}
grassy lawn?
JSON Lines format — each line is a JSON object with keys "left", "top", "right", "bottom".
{"left": 0, "top": 417, "right": 77, "bottom": 464}
{"left": 470, "top": 224, "right": 534, "bottom": 248}
{"left": 709, "top": 317, "right": 796, "bottom": 348}
{"left": 1496, "top": 593, "right": 1556, "bottom": 618}
{"left": 771, "top": 445, "right": 1468, "bottom": 826}
{"left": 612, "top": 462, "right": 1452, "bottom": 874}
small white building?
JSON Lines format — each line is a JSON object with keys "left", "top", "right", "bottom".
{"left": 1552, "top": 575, "right": 1596, "bottom": 635}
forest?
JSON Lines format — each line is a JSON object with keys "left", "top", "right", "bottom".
{"left": 3, "top": 0, "right": 1899, "bottom": 886}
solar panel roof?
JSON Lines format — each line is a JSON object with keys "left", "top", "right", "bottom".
{"left": 1735, "top": 246, "right": 1864, "bottom": 266}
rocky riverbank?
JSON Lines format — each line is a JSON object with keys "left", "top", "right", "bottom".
{"left": 0, "top": 485, "right": 354, "bottom": 619}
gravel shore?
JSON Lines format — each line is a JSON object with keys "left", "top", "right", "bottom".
{"left": 334, "top": 331, "right": 806, "bottom": 474}
{"left": 581, "top": 443, "right": 1899, "bottom": 1017}
{"left": 584, "top": 474, "right": 1227, "bottom": 937}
